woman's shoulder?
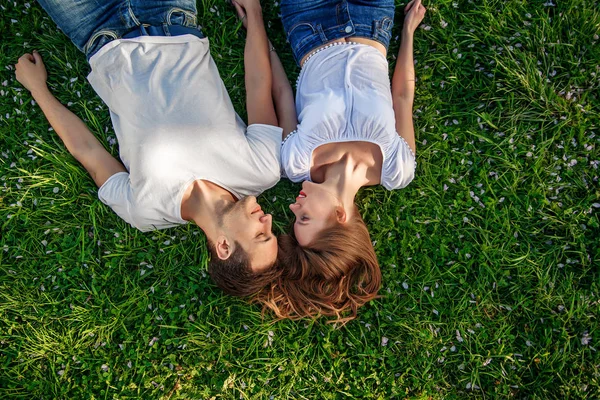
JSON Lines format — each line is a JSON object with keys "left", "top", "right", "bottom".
{"left": 381, "top": 134, "right": 417, "bottom": 190}
{"left": 281, "top": 130, "right": 310, "bottom": 182}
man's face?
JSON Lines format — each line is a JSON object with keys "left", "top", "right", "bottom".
{"left": 220, "top": 196, "right": 278, "bottom": 272}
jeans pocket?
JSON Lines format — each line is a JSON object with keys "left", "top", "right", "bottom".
{"left": 166, "top": 7, "right": 197, "bottom": 27}
{"left": 376, "top": 16, "right": 393, "bottom": 40}
{"left": 287, "top": 22, "right": 319, "bottom": 50}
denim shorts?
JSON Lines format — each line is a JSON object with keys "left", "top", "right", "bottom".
{"left": 280, "top": 0, "right": 395, "bottom": 65}
{"left": 37, "top": 0, "right": 201, "bottom": 60}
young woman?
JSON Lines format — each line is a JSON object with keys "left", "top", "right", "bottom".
{"left": 15, "top": 0, "right": 295, "bottom": 297}
{"left": 260, "top": 0, "right": 427, "bottom": 321}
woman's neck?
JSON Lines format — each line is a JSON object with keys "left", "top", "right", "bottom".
{"left": 320, "top": 155, "right": 369, "bottom": 213}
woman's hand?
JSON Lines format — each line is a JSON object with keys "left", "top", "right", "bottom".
{"left": 403, "top": 0, "right": 427, "bottom": 34}
{"left": 15, "top": 51, "right": 48, "bottom": 94}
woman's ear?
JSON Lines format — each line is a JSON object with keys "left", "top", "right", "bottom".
{"left": 335, "top": 206, "right": 347, "bottom": 224}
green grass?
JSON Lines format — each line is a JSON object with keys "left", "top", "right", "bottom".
{"left": 1, "top": 0, "right": 599, "bottom": 398}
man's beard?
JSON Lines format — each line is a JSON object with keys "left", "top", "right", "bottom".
{"left": 216, "top": 196, "right": 252, "bottom": 227}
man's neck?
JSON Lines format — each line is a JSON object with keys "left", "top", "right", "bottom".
{"left": 180, "top": 180, "right": 236, "bottom": 238}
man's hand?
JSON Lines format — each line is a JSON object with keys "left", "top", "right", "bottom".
{"left": 15, "top": 51, "right": 48, "bottom": 94}
{"left": 403, "top": 0, "right": 427, "bottom": 34}
{"left": 232, "top": 0, "right": 248, "bottom": 29}
{"left": 232, "top": 0, "right": 262, "bottom": 28}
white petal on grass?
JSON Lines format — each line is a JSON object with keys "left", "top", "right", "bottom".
{"left": 402, "top": 282, "right": 409, "bottom": 290}
{"left": 581, "top": 332, "right": 591, "bottom": 345}
{"left": 456, "top": 330, "right": 464, "bottom": 343}
{"left": 381, "top": 337, "right": 389, "bottom": 346}
{"left": 53, "top": 187, "right": 59, "bottom": 193}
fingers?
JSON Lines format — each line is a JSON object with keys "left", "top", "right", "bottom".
{"left": 32, "top": 50, "right": 43, "bottom": 65}
{"left": 405, "top": 0, "right": 423, "bottom": 15}
{"left": 18, "top": 53, "right": 35, "bottom": 63}
{"left": 233, "top": 1, "right": 245, "bottom": 19}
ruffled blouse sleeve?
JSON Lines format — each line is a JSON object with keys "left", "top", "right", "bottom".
{"left": 381, "top": 135, "right": 416, "bottom": 190}
{"left": 281, "top": 130, "right": 311, "bottom": 182}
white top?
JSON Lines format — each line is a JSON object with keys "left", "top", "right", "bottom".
{"left": 281, "top": 43, "right": 416, "bottom": 190}
{"left": 87, "top": 35, "right": 282, "bottom": 232}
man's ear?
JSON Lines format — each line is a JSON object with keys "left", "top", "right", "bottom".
{"left": 335, "top": 206, "right": 347, "bottom": 224}
{"left": 215, "top": 235, "right": 233, "bottom": 260}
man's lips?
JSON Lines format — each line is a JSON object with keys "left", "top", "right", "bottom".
{"left": 297, "top": 191, "right": 307, "bottom": 199}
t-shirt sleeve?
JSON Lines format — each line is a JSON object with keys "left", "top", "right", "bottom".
{"left": 245, "top": 124, "right": 283, "bottom": 182}
{"left": 382, "top": 135, "right": 416, "bottom": 190}
{"left": 97, "top": 172, "right": 138, "bottom": 228}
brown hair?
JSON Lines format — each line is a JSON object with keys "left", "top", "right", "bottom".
{"left": 255, "top": 211, "right": 381, "bottom": 324}
{"left": 207, "top": 241, "right": 280, "bottom": 298}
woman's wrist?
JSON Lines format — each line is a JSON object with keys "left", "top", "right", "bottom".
{"left": 401, "top": 27, "right": 415, "bottom": 40}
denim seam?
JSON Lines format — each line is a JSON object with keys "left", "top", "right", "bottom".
{"left": 126, "top": 1, "right": 141, "bottom": 26}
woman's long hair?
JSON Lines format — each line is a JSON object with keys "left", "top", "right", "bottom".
{"left": 254, "top": 209, "right": 381, "bottom": 324}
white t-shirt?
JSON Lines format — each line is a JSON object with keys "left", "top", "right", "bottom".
{"left": 87, "top": 35, "right": 282, "bottom": 232}
{"left": 281, "top": 43, "right": 415, "bottom": 190}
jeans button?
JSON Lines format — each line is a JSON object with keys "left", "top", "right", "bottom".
{"left": 345, "top": 26, "right": 352, "bottom": 33}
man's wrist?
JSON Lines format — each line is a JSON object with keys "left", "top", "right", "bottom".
{"left": 30, "top": 84, "right": 50, "bottom": 98}
{"left": 245, "top": 6, "right": 263, "bottom": 22}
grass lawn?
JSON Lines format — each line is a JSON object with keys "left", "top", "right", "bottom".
{"left": 1, "top": 0, "right": 599, "bottom": 398}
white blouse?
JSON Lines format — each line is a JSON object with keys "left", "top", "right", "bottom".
{"left": 281, "top": 42, "right": 416, "bottom": 190}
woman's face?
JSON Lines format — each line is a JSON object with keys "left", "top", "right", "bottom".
{"left": 289, "top": 181, "right": 340, "bottom": 246}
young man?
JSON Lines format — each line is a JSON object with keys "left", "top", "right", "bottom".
{"left": 15, "top": 0, "right": 295, "bottom": 296}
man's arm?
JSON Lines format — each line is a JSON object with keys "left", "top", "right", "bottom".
{"left": 234, "top": 0, "right": 278, "bottom": 127}
{"left": 15, "top": 52, "right": 126, "bottom": 187}
{"left": 391, "top": 0, "right": 426, "bottom": 155}
{"left": 269, "top": 46, "right": 297, "bottom": 139}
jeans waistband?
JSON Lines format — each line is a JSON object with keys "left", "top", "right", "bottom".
{"left": 122, "top": 24, "right": 204, "bottom": 40}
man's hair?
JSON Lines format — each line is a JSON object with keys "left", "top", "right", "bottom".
{"left": 254, "top": 209, "right": 381, "bottom": 324}
{"left": 207, "top": 240, "right": 280, "bottom": 298}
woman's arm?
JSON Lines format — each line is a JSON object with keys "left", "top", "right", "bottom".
{"left": 15, "top": 51, "right": 126, "bottom": 187}
{"left": 391, "top": 0, "right": 426, "bottom": 155}
{"left": 233, "top": 0, "right": 278, "bottom": 127}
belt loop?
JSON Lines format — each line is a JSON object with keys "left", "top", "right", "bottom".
{"left": 139, "top": 25, "right": 148, "bottom": 36}
{"left": 316, "top": 24, "right": 328, "bottom": 43}
{"left": 162, "top": 23, "right": 170, "bottom": 36}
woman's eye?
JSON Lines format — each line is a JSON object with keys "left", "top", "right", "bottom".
{"left": 301, "top": 216, "right": 309, "bottom": 222}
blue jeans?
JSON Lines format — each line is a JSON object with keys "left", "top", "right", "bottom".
{"left": 280, "top": 0, "right": 395, "bottom": 65}
{"left": 36, "top": 0, "right": 200, "bottom": 60}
